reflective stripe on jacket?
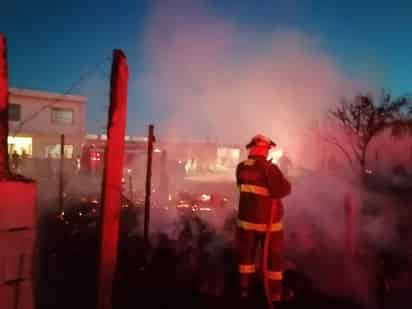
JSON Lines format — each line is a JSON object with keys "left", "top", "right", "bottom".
{"left": 236, "top": 156, "right": 291, "bottom": 225}
{"left": 237, "top": 219, "right": 283, "bottom": 232}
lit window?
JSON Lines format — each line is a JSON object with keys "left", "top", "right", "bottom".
{"left": 45, "top": 144, "right": 74, "bottom": 159}
{"left": 7, "top": 136, "right": 32, "bottom": 156}
{"left": 8, "top": 104, "right": 21, "bottom": 121}
{"left": 217, "top": 147, "right": 241, "bottom": 168}
{"left": 51, "top": 108, "right": 73, "bottom": 124}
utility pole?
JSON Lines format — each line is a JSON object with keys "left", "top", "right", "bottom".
{"left": 143, "top": 124, "right": 154, "bottom": 251}
{"left": 97, "top": 49, "right": 128, "bottom": 309}
{"left": 58, "top": 134, "right": 65, "bottom": 214}
{"left": 0, "top": 34, "right": 9, "bottom": 178}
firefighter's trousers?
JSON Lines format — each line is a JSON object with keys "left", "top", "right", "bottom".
{"left": 237, "top": 225, "right": 284, "bottom": 301}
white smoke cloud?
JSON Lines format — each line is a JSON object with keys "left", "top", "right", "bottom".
{"left": 141, "top": 0, "right": 368, "bottom": 163}
{"left": 137, "top": 2, "right": 400, "bottom": 306}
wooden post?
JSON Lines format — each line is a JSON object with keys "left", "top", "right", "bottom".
{"left": 160, "top": 149, "right": 168, "bottom": 204}
{"left": 344, "top": 193, "right": 356, "bottom": 259}
{"left": 97, "top": 49, "right": 128, "bottom": 309}
{"left": 58, "top": 134, "right": 65, "bottom": 214}
{"left": 128, "top": 171, "right": 134, "bottom": 202}
{"left": 143, "top": 124, "right": 154, "bottom": 250}
{"left": 0, "top": 33, "right": 37, "bottom": 309}
{"left": 0, "top": 34, "right": 9, "bottom": 178}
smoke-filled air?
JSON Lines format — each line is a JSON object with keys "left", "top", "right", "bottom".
{"left": 4, "top": 1, "right": 412, "bottom": 309}
{"left": 137, "top": 2, "right": 404, "bottom": 308}
{"left": 142, "top": 0, "right": 366, "bottom": 160}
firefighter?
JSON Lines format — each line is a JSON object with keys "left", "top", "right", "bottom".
{"left": 236, "top": 134, "right": 291, "bottom": 305}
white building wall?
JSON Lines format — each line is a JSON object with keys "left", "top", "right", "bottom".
{"left": 7, "top": 88, "right": 86, "bottom": 158}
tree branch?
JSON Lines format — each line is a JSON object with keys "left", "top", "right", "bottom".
{"left": 320, "top": 135, "right": 357, "bottom": 172}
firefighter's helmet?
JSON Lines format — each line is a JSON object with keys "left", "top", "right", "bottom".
{"left": 246, "top": 134, "right": 276, "bottom": 149}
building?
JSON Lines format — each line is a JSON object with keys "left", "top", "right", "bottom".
{"left": 156, "top": 140, "right": 241, "bottom": 174}
{"left": 7, "top": 88, "right": 86, "bottom": 159}
{"left": 82, "top": 134, "right": 242, "bottom": 175}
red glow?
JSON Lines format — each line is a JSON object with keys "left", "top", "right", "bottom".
{"left": 97, "top": 49, "right": 128, "bottom": 309}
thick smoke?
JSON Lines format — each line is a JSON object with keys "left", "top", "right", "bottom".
{"left": 21, "top": 1, "right": 404, "bottom": 307}
{"left": 137, "top": 2, "right": 405, "bottom": 307}
{"left": 142, "top": 0, "right": 362, "bottom": 162}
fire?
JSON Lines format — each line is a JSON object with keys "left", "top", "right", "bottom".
{"left": 268, "top": 147, "right": 284, "bottom": 164}
{"left": 199, "top": 193, "right": 211, "bottom": 201}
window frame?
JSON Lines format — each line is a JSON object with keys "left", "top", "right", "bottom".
{"left": 51, "top": 107, "right": 74, "bottom": 125}
{"left": 44, "top": 144, "right": 74, "bottom": 159}
{"left": 8, "top": 103, "right": 21, "bottom": 122}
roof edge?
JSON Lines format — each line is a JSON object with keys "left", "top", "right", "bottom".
{"left": 9, "top": 87, "right": 87, "bottom": 103}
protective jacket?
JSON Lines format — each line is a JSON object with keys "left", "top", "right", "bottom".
{"left": 237, "top": 155, "right": 290, "bottom": 225}
{"left": 236, "top": 154, "right": 291, "bottom": 301}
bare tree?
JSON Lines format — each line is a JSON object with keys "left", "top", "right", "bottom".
{"left": 321, "top": 92, "right": 412, "bottom": 178}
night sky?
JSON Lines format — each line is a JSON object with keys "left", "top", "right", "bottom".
{"left": 2, "top": 0, "right": 412, "bottom": 137}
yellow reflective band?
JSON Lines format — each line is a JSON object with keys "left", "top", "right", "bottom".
{"left": 243, "top": 159, "right": 255, "bottom": 166}
{"left": 237, "top": 220, "right": 283, "bottom": 232}
{"left": 239, "top": 264, "right": 256, "bottom": 274}
{"left": 239, "top": 184, "right": 269, "bottom": 196}
{"left": 267, "top": 271, "right": 283, "bottom": 281}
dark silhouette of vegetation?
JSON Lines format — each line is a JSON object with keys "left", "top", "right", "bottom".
{"left": 324, "top": 92, "right": 412, "bottom": 179}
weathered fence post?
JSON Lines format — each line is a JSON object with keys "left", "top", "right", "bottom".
{"left": 97, "top": 49, "right": 128, "bottom": 309}
{"left": 128, "top": 168, "right": 134, "bottom": 202}
{"left": 344, "top": 193, "right": 357, "bottom": 259}
{"left": 58, "top": 134, "right": 65, "bottom": 214}
{"left": 0, "top": 33, "right": 37, "bottom": 309}
{"left": 0, "top": 34, "right": 9, "bottom": 177}
{"left": 159, "top": 149, "right": 168, "bottom": 205}
{"left": 143, "top": 124, "right": 154, "bottom": 251}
